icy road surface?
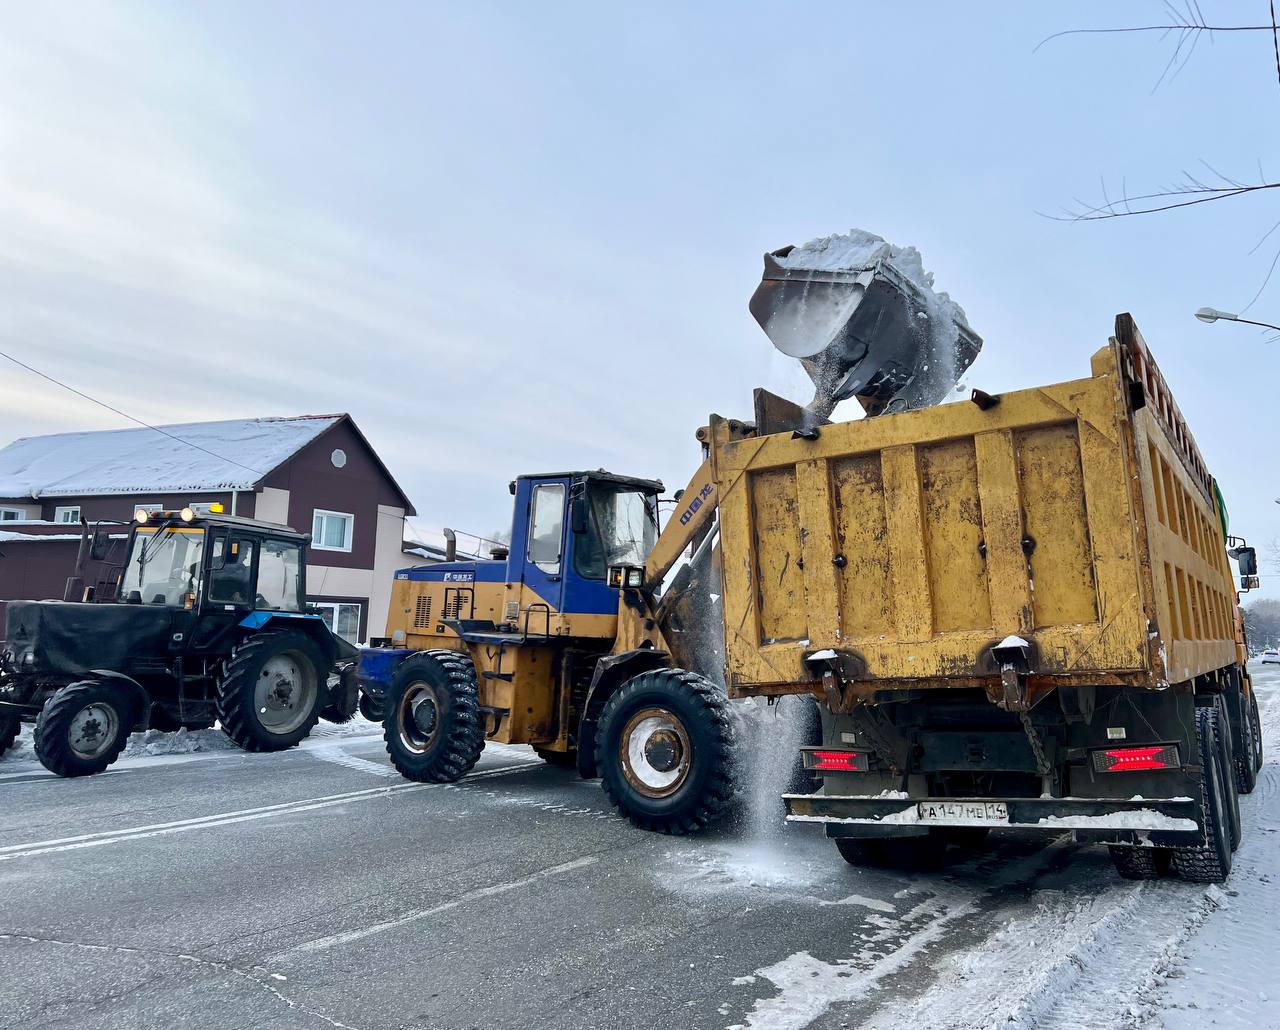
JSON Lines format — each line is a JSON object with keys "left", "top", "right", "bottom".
{"left": 0, "top": 670, "right": 1277, "bottom": 1030}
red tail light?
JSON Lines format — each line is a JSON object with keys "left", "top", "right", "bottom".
{"left": 1091, "top": 744, "right": 1179, "bottom": 773}
{"left": 809, "top": 750, "right": 869, "bottom": 772}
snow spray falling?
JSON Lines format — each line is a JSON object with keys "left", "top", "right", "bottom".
{"left": 658, "top": 528, "right": 820, "bottom": 842}
{"left": 750, "top": 228, "right": 982, "bottom": 422}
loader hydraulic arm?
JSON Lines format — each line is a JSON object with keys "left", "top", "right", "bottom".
{"left": 612, "top": 418, "right": 753, "bottom": 655}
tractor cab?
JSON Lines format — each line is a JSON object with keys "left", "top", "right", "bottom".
{"left": 116, "top": 506, "right": 307, "bottom": 618}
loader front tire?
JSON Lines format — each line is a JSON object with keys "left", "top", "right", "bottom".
{"left": 217, "top": 631, "right": 325, "bottom": 752}
{"left": 595, "top": 668, "right": 735, "bottom": 834}
{"left": 384, "top": 651, "right": 484, "bottom": 783}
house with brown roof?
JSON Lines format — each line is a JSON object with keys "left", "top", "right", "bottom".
{"left": 0, "top": 414, "right": 416, "bottom": 642}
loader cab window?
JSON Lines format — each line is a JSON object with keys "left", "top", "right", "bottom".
{"left": 256, "top": 539, "right": 303, "bottom": 611}
{"left": 528, "top": 483, "right": 566, "bottom": 574}
{"left": 574, "top": 483, "right": 659, "bottom": 580}
{"left": 120, "top": 528, "right": 206, "bottom": 607}
{"left": 208, "top": 537, "right": 257, "bottom": 606}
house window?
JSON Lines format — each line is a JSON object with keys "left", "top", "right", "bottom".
{"left": 312, "top": 510, "right": 354, "bottom": 552}
{"left": 54, "top": 506, "right": 82, "bottom": 524}
{"left": 0, "top": 508, "right": 23, "bottom": 522}
{"left": 311, "top": 601, "right": 362, "bottom": 644}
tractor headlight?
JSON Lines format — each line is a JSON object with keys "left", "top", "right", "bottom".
{"left": 21, "top": 651, "right": 35, "bottom": 669}
{"left": 627, "top": 568, "right": 643, "bottom": 588}
{"left": 135, "top": 509, "right": 150, "bottom": 524}
{"left": 180, "top": 507, "right": 196, "bottom": 523}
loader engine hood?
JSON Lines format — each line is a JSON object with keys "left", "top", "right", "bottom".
{"left": 3, "top": 599, "right": 172, "bottom": 679}
{"left": 750, "top": 230, "right": 982, "bottom": 417}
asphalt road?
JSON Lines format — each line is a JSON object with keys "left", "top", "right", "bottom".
{"left": 1, "top": 669, "right": 1277, "bottom": 1030}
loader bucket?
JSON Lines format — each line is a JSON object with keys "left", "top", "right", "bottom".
{"left": 749, "top": 246, "right": 982, "bottom": 417}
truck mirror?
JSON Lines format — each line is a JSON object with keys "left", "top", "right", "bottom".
{"left": 1235, "top": 546, "right": 1258, "bottom": 577}
{"left": 571, "top": 495, "right": 590, "bottom": 535}
{"left": 90, "top": 530, "right": 110, "bottom": 562}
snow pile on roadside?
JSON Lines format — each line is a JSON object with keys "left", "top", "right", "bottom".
{"left": 124, "top": 726, "right": 238, "bottom": 757}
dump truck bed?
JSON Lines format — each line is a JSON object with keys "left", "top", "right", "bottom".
{"left": 713, "top": 314, "right": 1239, "bottom": 701}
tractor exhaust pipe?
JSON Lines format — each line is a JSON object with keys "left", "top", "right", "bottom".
{"left": 443, "top": 527, "right": 457, "bottom": 563}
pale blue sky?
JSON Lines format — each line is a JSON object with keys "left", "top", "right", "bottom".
{"left": 2, "top": 2, "right": 1277, "bottom": 591}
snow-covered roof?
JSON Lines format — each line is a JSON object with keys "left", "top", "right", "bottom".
{"left": 0, "top": 416, "right": 343, "bottom": 499}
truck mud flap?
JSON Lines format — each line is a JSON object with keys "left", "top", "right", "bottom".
{"left": 784, "top": 793, "right": 1201, "bottom": 842}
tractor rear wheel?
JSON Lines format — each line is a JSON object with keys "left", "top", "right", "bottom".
{"left": 217, "top": 631, "right": 325, "bottom": 751}
{"left": 1249, "top": 687, "right": 1265, "bottom": 775}
{"left": 595, "top": 668, "right": 736, "bottom": 834}
{"left": 321, "top": 666, "right": 360, "bottom": 725}
{"left": 0, "top": 710, "right": 22, "bottom": 758}
{"left": 34, "top": 681, "right": 137, "bottom": 777}
{"left": 384, "top": 651, "right": 484, "bottom": 783}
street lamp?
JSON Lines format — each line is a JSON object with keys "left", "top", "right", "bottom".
{"left": 1194, "top": 307, "right": 1280, "bottom": 332}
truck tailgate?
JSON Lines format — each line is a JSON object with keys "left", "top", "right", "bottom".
{"left": 713, "top": 348, "right": 1153, "bottom": 694}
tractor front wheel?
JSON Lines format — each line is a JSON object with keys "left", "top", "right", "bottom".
{"left": 34, "top": 681, "right": 137, "bottom": 777}
{"left": 0, "top": 710, "right": 20, "bottom": 758}
{"left": 595, "top": 668, "right": 736, "bottom": 834}
{"left": 217, "top": 631, "right": 325, "bottom": 751}
{"left": 384, "top": 651, "right": 485, "bottom": 783}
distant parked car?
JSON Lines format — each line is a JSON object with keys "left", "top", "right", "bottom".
{"left": 1260, "top": 649, "right": 1280, "bottom": 665}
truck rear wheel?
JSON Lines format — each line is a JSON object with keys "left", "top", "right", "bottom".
{"left": 1108, "top": 845, "right": 1171, "bottom": 880}
{"left": 595, "top": 668, "right": 735, "bottom": 834}
{"left": 1211, "top": 698, "right": 1242, "bottom": 851}
{"left": 34, "top": 681, "right": 137, "bottom": 777}
{"left": 1249, "top": 687, "right": 1264, "bottom": 775}
{"left": 217, "top": 631, "right": 325, "bottom": 752}
{"left": 1171, "top": 706, "right": 1234, "bottom": 883}
{"left": 0, "top": 711, "right": 19, "bottom": 758}
{"left": 384, "top": 650, "right": 484, "bottom": 783}
{"left": 1235, "top": 686, "right": 1260, "bottom": 794}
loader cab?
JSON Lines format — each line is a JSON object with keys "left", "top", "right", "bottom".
{"left": 509, "top": 471, "right": 662, "bottom": 625}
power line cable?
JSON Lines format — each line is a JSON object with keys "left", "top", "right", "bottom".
{"left": 0, "top": 345, "right": 265, "bottom": 478}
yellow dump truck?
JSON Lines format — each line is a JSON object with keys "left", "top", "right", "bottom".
{"left": 714, "top": 314, "right": 1263, "bottom": 882}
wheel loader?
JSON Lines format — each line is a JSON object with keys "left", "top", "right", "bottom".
{"left": 361, "top": 233, "right": 982, "bottom": 832}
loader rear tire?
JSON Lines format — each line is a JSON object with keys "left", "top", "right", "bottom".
{"left": 217, "top": 631, "right": 325, "bottom": 752}
{"left": 0, "top": 711, "right": 20, "bottom": 758}
{"left": 1211, "top": 697, "right": 1242, "bottom": 851}
{"left": 384, "top": 651, "right": 484, "bottom": 783}
{"left": 534, "top": 747, "right": 577, "bottom": 768}
{"left": 1108, "top": 845, "right": 1171, "bottom": 880}
{"left": 595, "top": 668, "right": 735, "bottom": 835}
{"left": 34, "top": 681, "right": 137, "bottom": 777}
{"left": 1171, "top": 706, "right": 1234, "bottom": 883}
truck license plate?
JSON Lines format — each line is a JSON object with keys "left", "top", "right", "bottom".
{"left": 916, "top": 801, "right": 1009, "bottom": 824}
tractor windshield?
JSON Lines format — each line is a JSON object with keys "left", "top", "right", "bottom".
{"left": 575, "top": 483, "right": 658, "bottom": 579}
{"left": 119, "top": 528, "right": 206, "bottom": 606}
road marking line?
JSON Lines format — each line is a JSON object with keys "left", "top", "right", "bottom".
{"left": 0, "top": 762, "right": 539, "bottom": 862}
{"left": 281, "top": 855, "right": 599, "bottom": 958}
